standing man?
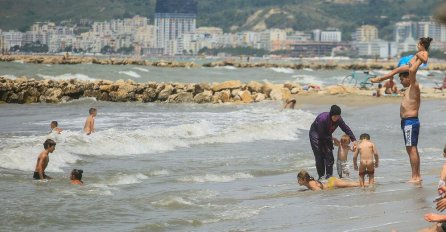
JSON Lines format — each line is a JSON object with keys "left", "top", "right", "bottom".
{"left": 371, "top": 38, "right": 431, "bottom": 183}
{"left": 309, "top": 105, "right": 357, "bottom": 180}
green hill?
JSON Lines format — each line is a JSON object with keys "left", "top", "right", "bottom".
{"left": 0, "top": 0, "right": 443, "bottom": 40}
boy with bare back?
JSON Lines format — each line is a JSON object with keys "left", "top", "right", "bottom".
{"left": 333, "top": 134, "right": 354, "bottom": 178}
{"left": 353, "top": 133, "right": 379, "bottom": 188}
{"left": 83, "top": 108, "right": 97, "bottom": 135}
{"left": 33, "top": 139, "right": 56, "bottom": 180}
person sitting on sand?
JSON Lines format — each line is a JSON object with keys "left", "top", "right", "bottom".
{"left": 283, "top": 98, "right": 296, "bottom": 110}
{"left": 384, "top": 77, "right": 399, "bottom": 95}
{"left": 296, "top": 170, "right": 362, "bottom": 191}
{"left": 50, "top": 121, "right": 63, "bottom": 134}
{"left": 70, "top": 169, "right": 84, "bottom": 185}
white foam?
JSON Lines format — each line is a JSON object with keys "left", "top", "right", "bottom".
{"left": 178, "top": 172, "right": 253, "bottom": 183}
{"left": 292, "top": 74, "right": 324, "bottom": 86}
{"left": 151, "top": 196, "right": 195, "bottom": 207}
{"left": 215, "top": 66, "right": 237, "bottom": 70}
{"left": 132, "top": 67, "right": 150, "bottom": 72}
{"left": 118, "top": 71, "right": 141, "bottom": 78}
{"left": 270, "top": 67, "right": 294, "bottom": 74}
{"left": 13, "top": 60, "right": 24, "bottom": 64}
{"left": 37, "top": 73, "right": 96, "bottom": 81}
{"left": 149, "top": 169, "right": 170, "bottom": 176}
{"left": 0, "top": 135, "right": 79, "bottom": 172}
{"left": 1, "top": 74, "right": 17, "bottom": 80}
{"left": 107, "top": 173, "right": 148, "bottom": 186}
{"left": 303, "top": 68, "right": 314, "bottom": 71}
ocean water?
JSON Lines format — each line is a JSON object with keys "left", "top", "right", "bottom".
{"left": 1, "top": 63, "right": 446, "bottom": 231}
{"left": 1, "top": 62, "right": 445, "bottom": 87}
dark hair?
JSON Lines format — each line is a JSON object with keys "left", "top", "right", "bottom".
{"left": 89, "top": 108, "right": 97, "bottom": 114}
{"left": 329, "top": 105, "right": 341, "bottom": 116}
{"left": 51, "top": 121, "right": 58, "bottom": 127}
{"left": 43, "top": 139, "right": 56, "bottom": 149}
{"left": 360, "top": 133, "right": 370, "bottom": 140}
{"left": 399, "top": 72, "right": 409, "bottom": 78}
{"left": 419, "top": 37, "right": 433, "bottom": 50}
{"left": 71, "top": 169, "right": 83, "bottom": 180}
{"left": 378, "top": 83, "right": 382, "bottom": 88}
{"left": 444, "top": 144, "right": 446, "bottom": 153}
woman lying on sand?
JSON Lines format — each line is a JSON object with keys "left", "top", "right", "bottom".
{"left": 297, "top": 170, "right": 362, "bottom": 191}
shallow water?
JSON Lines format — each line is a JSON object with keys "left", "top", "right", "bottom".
{"left": 1, "top": 97, "right": 446, "bottom": 231}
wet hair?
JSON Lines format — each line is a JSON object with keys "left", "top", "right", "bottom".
{"left": 297, "top": 170, "right": 315, "bottom": 182}
{"left": 378, "top": 83, "right": 382, "bottom": 88}
{"left": 89, "top": 108, "right": 97, "bottom": 115}
{"left": 71, "top": 169, "right": 83, "bottom": 180}
{"left": 419, "top": 37, "right": 433, "bottom": 50}
{"left": 329, "top": 105, "right": 341, "bottom": 116}
{"left": 43, "top": 139, "right": 56, "bottom": 149}
{"left": 340, "top": 134, "right": 351, "bottom": 144}
{"left": 399, "top": 72, "right": 409, "bottom": 78}
{"left": 360, "top": 133, "right": 370, "bottom": 140}
{"left": 51, "top": 121, "right": 58, "bottom": 127}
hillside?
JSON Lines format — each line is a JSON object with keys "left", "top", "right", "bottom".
{"left": 0, "top": 0, "right": 443, "bottom": 40}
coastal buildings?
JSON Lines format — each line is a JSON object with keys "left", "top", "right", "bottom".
{"left": 154, "top": 0, "right": 197, "bottom": 55}
{"left": 355, "top": 25, "right": 379, "bottom": 42}
{"left": 0, "top": 5, "right": 444, "bottom": 58}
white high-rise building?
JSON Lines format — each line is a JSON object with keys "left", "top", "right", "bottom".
{"left": 394, "top": 21, "right": 417, "bottom": 43}
{"left": 355, "top": 25, "right": 379, "bottom": 42}
{"left": 154, "top": 0, "right": 197, "bottom": 54}
{"left": 417, "top": 21, "right": 442, "bottom": 42}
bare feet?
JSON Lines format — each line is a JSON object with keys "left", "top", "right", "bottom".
{"left": 408, "top": 178, "right": 422, "bottom": 184}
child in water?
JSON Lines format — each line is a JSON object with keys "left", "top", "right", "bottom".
{"left": 333, "top": 134, "right": 354, "bottom": 178}
{"left": 70, "top": 169, "right": 84, "bottom": 185}
{"left": 353, "top": 133, "right": 379, "bottom": 188}
{"left": 83, "top": 108, "right": 97, "bottom": 135}
{"left": 296, "top": 170, "right": 362, "bottom": 191}
{"left": 50, "top": 121, "right": 63, "bottom": 134}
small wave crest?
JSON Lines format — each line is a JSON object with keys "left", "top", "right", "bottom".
{"left": 1, "top": 74, "right": 17, "bottom": 80}
{"left": 177, "top": 172, "right": 253, "bottom": 183}
{"left": 37, "top": 73, "right": 96, "bottom": 81}
{"left": 118, "top": 71, "right": 141, "bottom": 78}
{"left": 270, "top": 67, "right": 294, "bottom": 74}
{"left": 132, "top": 67, "right": 150, "bottom": 72}
{"left": 107, "top": 173, "right": 148, "bottom": 186}
{"left": 293, "top": 74, "right": 324, "bottom": 86}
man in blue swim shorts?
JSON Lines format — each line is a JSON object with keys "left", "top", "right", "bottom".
{"left": 399, "top": 70, "right": 421, "bottom": 183}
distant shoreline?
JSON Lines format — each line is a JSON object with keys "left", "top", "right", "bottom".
{"left": 1, "top": 54, "right": 446, "bottom": 71}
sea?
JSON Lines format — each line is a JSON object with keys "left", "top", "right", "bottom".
{"left": 0, "top": 60, "right": 446, "bottom": 231}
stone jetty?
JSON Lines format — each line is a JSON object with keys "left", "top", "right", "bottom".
{"left": 0, "top": 76, "right": 310, "bottom": 104}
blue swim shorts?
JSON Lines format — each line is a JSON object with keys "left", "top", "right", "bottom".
{"left": 401, "top": 117, "right": 420, "bottom": 147}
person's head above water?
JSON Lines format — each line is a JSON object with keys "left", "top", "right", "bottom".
{"left": 71, "top": 169, "right": 83, "bottom": 181}
{"left": 329, "top": 105, "right": 341, "bottom": 122}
